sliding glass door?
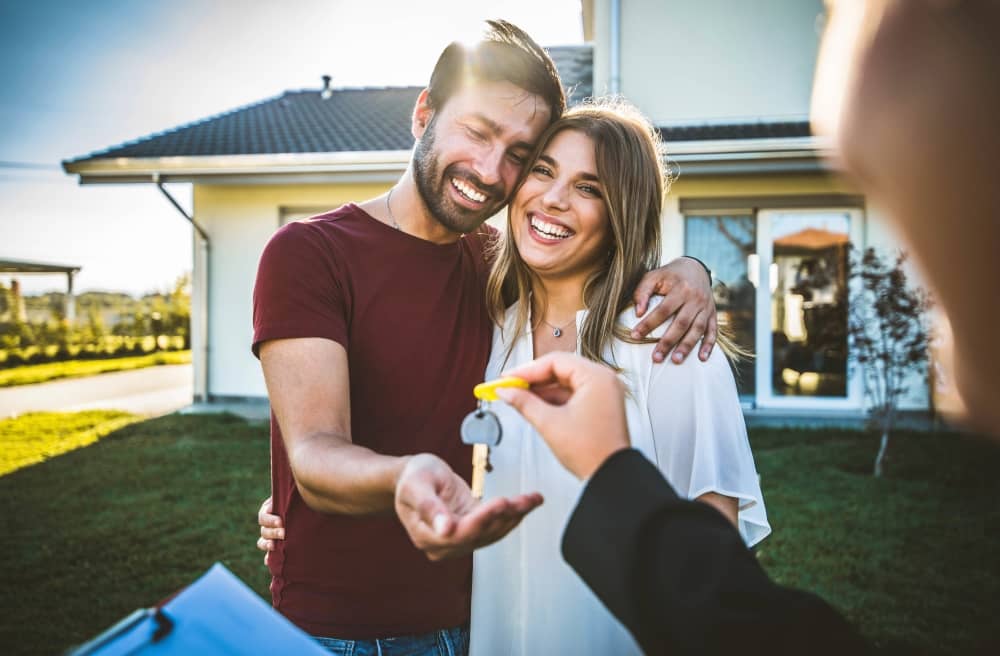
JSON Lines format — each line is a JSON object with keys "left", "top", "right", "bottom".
{"left": 685, "top": 207, "right": 863, "bottom": 410}
{"left": 755, "top": 209, "right": 862, "bottom": 409}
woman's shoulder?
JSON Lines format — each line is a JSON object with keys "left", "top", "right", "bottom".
{"left": 616, "top": 295, "right": 672, "bottom": 340}
{"left": 612, "top": 296, "right": 733, "bottom": 382}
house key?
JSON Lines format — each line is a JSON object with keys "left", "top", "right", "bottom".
{"left": 461, "top": 376, "right": 529, "bottom": 499}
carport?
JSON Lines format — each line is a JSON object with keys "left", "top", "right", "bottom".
{"left": 0, "top": 258, "right": 82, "bottom": 322}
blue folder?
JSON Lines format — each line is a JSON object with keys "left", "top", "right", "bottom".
{"left": 70, "top": 563, "right": 328, "bottom": 655}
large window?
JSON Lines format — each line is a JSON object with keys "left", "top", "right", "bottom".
{"left": 684, "top": 200, "right": 863, "bottom": 410}
{"left": 685, "top": 214, "right": 756, "bottom": 399}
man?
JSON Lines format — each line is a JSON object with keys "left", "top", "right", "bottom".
{"left": 472, "top": 2, "right": 1000, "bottom": 654}
{"left": 252, "top": 20, "right": 717, "bottom": 653}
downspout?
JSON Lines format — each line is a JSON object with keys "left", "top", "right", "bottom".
{"left": 153, "top": 173, "right": 211, "bottom": 403}
{"left": 609, "top": 0, "right": 621, "bottom": 95}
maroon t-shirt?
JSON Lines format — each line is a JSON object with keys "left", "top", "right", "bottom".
{"left": 251, "top": 204, "right": 494, "bottom": 639}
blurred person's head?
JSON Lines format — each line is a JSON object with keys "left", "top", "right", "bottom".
{"left": 811, "top": 0, "right": 1000, "bottom": 435}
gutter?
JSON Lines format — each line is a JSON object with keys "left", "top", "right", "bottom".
{"left": 153, "top": 174, "right": 211, "bottom": 403}
{"left": 666, "top": 136, "right": 828, "bottom": 157}
{"left": 63, "top": 139, "right": 829, "bottom": 184}
{"left": 63, "top": 150, "right": 412, "bottom": 180}
{"left": 664, "top": 136, "right": 831, "bottom": 176}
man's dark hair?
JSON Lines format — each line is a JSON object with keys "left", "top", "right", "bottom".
{"left": 426, "top": 19, "right": 566, "bottom": 122}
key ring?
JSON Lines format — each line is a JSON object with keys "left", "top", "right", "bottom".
{"left": 473, "top": 376, "right": 530, "bottom": 402}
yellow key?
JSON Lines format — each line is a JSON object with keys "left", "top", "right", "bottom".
{"left": 462, "top": 376, "right": 529, "bottom": 499}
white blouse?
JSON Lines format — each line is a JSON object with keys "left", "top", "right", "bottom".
{"left": 470, "top": 298, "right": 770, "bottom": 656}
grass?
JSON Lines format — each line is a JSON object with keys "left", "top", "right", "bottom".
{"left": 0, "top": 349, "right": 191, "bottom": 387}
{"left": 0, "top": 410, "right": 143, "bottom": 476}
{"left": 0, "top": 413, "right": 271, "bottom": 655}
{"left": 0, "top": 415, "right": 997, "bottom": 654}
{"left": 750, "top": 428, "right": 1000, "bottom": 654}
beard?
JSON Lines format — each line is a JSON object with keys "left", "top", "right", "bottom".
{"left": 412, "top": 118, "right": 506, "bottom": 234}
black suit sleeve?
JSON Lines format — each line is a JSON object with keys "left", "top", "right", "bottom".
{"left": 561, "top": 449, "right": 870, "bottom": 655}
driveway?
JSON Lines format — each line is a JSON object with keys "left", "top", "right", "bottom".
{"left": 0, "top": 364, "right": 193, "bottom": 418}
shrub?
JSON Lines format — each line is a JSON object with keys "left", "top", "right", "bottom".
{"left": 848, "top": 247, "right": 931, "bottom": 477}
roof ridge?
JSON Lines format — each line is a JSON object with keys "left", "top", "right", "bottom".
{"left": 282, "top": 85, "right": 423, "bottom": 95}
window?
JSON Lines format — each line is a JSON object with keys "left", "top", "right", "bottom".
{"left": 683, "top": 197, "right": 864, "bottom": 410}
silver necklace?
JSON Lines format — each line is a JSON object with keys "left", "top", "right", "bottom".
{"left": 541, "top": 316, "right": 576, "bottom": 338}
{"left": 385, "top": 187, "right": 401, "bottom": 230}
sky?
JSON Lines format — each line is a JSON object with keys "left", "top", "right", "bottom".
{"left": 0, "top": 0, "right": 584, "bottom": 296}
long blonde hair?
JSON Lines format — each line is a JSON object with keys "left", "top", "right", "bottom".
{"left": 486, "top": 98, "right": 666, "bottom": 368}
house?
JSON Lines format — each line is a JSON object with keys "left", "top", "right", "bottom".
{"left": 63, "top": 3, "right": 930, "bottom": 421}
{"left": 585, "top": 0, "right": 928, "bottom": 419}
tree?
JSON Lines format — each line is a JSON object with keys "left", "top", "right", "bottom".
{"left": 168, "top": 272, "right": 192, "bottom": 349}
{"left": 0, "top": 281, "right": 10, "bottom": 319}
{"left": 848, "top": 248, "right": 931, "bottom": 477}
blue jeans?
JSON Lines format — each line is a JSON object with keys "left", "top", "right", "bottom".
{"left": 314, "top": 623, "right": 469, "bottom": 656}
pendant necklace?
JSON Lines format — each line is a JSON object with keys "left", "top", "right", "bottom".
{"left": 540, "top": 316, "right": 576, "bottom": 338}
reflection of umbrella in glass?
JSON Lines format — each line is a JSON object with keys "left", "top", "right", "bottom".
{"left": 775, "top": 227, "right": 851, "bottom": 292}
{"left": 774, "top": 227, "right": 850, "bottom": 252}
{"left": 774, "top": 228, "right": 851, "bottom": 252}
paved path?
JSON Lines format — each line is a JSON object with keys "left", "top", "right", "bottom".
{"left": 0, "top": 364, "right": 193, "bottom": 418}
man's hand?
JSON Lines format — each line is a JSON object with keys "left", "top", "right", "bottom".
{"left": 394, "top": 454, "right": 543, "bottom": 561}
{"left": 496, "top": 352, "right": 631, "bottom": 480}
{"left": 256, "top": 496, "right": 284, "bottom": 565}
{"left": 632, "top": 256, "right": 717, "bottom": 364}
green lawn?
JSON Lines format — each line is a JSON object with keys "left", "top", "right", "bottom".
{"left": 750, "top": 428, "right": 1000, "bottom": 654}
{"left": 0, "top": 410, "right": 143, "bottom": 476}
{"left": 0, "top": 413, "right": 272, "bottom": 655}
{"left": 0, "top": 415, "right": 997, "bottom": 654}
{"left": 0, "top": 350, "right": 191, "bottom": 387}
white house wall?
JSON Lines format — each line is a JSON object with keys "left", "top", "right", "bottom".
{"left": 593, "top": 0, "right": 824, "bottom": 125}
{"left": 190, "top": 176, "right": 929, "bottom": 412}
{"left": 193, "top": 183, "right": 389, "bottom": 399}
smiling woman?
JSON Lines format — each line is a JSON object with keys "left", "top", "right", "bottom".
{"left": 512, "top": 129, "right": 610, "bottom": 283}
{"left": 487, "top": 99, "right": 665, "bottom": 367}
{"left": 473, "top": 98, "right": 769, "bottom": 655}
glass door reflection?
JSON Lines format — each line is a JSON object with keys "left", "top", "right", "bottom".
{"left": 768, "top": 212, "right": 851, "bottom": 398}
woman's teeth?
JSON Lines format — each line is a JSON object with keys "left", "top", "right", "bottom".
{"left": 530, "top": 216, "right": 572, "bottom": 239}
{"left": 452, "top": 178, "right": 487, "bottom": 203}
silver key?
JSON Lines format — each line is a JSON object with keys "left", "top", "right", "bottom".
{"left": 461, "top": 402, "right": 502, "bottom": 499}
{"left": 460, "top": 404, "right": 503, "bottom": 447}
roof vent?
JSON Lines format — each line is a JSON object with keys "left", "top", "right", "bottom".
{"left": 321, "top": 75, "right": 333, "bottom": 100}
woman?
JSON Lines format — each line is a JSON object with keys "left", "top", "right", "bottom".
{"left": 259, "top": 98, "right": 769, "bottom": 654}
{"left": 469, "top": 99, "right": 769, "bottom": 655}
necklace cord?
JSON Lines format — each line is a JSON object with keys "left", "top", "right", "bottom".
{"left": 385, "top": 188, "right": 401, "bottom": 230}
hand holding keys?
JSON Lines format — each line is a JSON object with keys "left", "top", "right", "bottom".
{"left": 461, "top": 377, "right": 529, "bottom": 499}
{"left": 394, "top": 376, "right": 541, "bottom": 560}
